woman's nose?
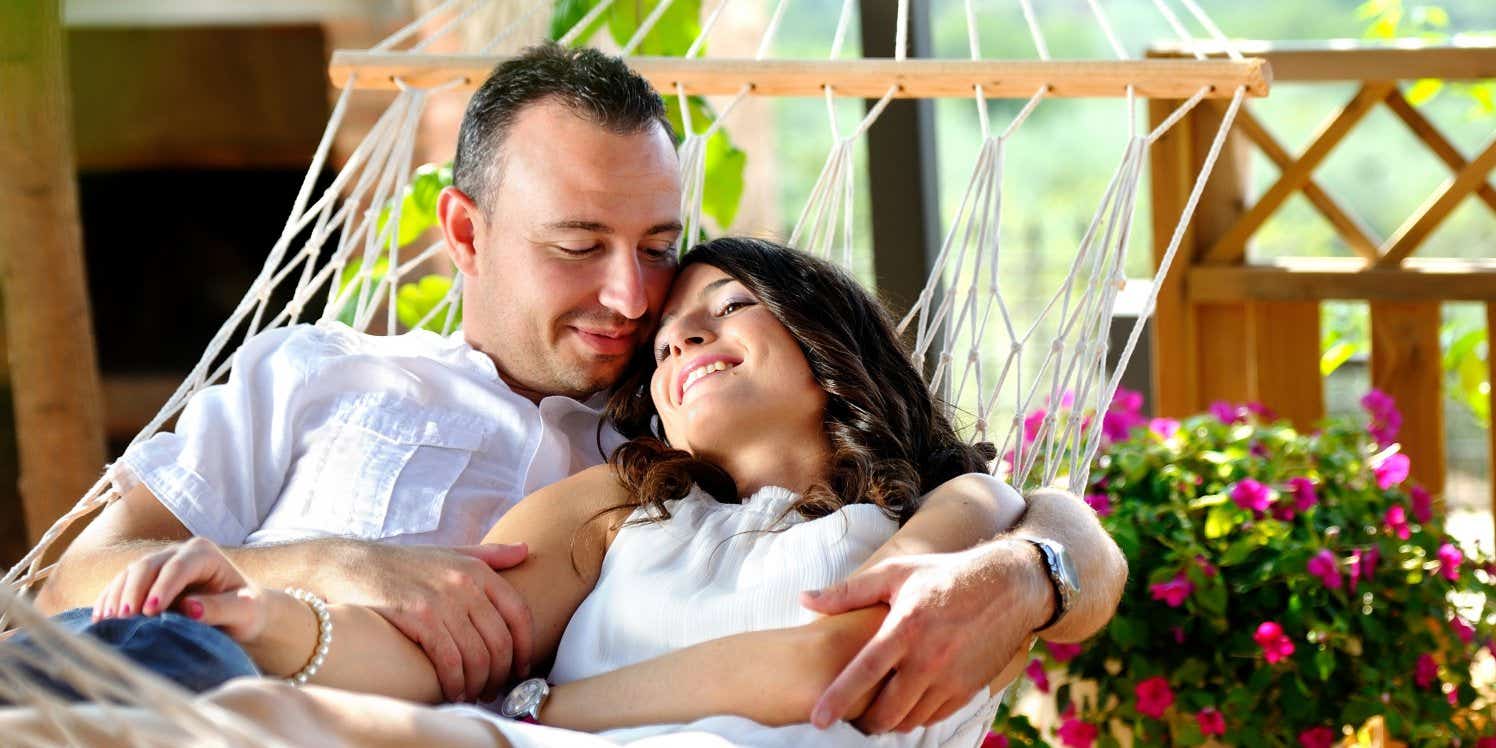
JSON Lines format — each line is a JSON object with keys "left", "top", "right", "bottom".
{"left": 669, "top": 330, "right": 712, "bottom": 358}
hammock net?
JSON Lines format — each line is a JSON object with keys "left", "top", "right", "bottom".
{"left": 1, "top": 0, "right": 1260, "bottom": 743}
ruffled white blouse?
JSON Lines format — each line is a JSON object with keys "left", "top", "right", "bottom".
{"left": 446, "top": 484, "right": 1003, "bottom": 747}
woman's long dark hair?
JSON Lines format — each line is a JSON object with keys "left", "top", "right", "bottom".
{"left": 605, "top": 237, "right": 994, "bottom": 525}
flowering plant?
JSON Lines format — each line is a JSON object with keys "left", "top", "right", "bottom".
{"left": 1023, "top": 391, "right": 1496, "bottom": 746}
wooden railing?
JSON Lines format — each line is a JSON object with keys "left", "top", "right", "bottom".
{"left": 1146, "top": 41, "right": 1496, "bottom": 522}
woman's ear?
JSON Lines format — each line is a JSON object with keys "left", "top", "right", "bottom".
{"left": 438, "top": 186, "right": 484, "bottom": 276}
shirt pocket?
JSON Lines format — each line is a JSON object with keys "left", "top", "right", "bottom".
{"left": 305, "top": 394, "right": 485, "bottom": 539}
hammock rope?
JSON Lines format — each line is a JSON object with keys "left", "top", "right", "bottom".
{"left": 0, "top": 2, "right": 1254, "bottom": 741}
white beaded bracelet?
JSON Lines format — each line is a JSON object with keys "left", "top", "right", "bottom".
{"left": 283, "top": 587, "right": 333, "bottom": 686}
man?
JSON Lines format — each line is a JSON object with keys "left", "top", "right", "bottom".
{"left": 34, "top": 44, "right": 1124, "bottom": 732}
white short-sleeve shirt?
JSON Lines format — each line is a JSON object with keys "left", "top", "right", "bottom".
{"left": 111, "top": 322, "right": 624, "bottom": 547}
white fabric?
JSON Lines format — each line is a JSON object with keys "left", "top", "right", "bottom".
{"left": 111, "top": 321, "right": 624, "bottom": 547}
{"left": 448, "top": 485, "right": 1003, "bottom": 747}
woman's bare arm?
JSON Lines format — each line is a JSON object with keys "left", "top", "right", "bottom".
{"left": 237, "top": 464, "right": 632, "bottom": 702}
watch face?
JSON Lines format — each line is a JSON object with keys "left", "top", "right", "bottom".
{"left": 501, "top": 679, "right": 547, "bottom": 718}
{"left": 1053, "top": 543, "right": 1080, "bottom": 593}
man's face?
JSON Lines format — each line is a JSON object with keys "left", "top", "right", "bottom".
{"left": 445, "top": 99, "right": 682, "bottom": 401}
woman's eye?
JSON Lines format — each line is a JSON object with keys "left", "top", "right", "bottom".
{"left": 717, "top": 299, "right": 753, "bottom": 316}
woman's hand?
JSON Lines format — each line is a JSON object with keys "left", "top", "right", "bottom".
{"left": 92, "top": 537, "right": 272, "bottom": 643}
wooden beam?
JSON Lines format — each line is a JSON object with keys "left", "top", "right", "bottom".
{"left": 1383, "top": 87, "right": 1496, "bottom": 216}
{"left": 1370, "top": 302, "right": 1445, "bottom": 495}
{"left": 0, "top": 2, "right": 106, "bottom": 544}
{"left": 1202, "top": 81, "right": 1394, "bottom": 265}
{"left": 1148, "top": 98, "right": 1200, "bottom": 418}
{"left": 1233, "top": 107, "right": 1381, "bottom": 262}
{"left": 327, "top": 52, "right": 1272, "bottom": 99}
{"left": 1189, "top": 258, "right": 1496, "bottom": 302}
{"left": 1149, "top": 40, "right": 1496, "bottom": 82}
{"left": 1377, "top": 136, "right": 1496, "bottom": 267}
{"left": 1249, "top": 302, "right": 1324, "bottom": 431}
{"left": 1196, "top": 304, "right": 1251, "bottom": 406}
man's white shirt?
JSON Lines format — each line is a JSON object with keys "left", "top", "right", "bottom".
{"left": 112, "top": 322, "right": 624, "bottom": 547}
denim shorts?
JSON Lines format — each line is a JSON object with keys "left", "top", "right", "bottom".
{"left": 1, "top": 607, "right": 260, "bottom": 701}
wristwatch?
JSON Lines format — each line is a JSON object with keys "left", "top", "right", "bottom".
{"left": 1015, "top": 535, "right": 1080, "bottom": 632}
{"left": 499, "top": 677, "right": 551, "bottom": 722}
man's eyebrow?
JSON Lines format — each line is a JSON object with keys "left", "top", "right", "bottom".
{"left": 646, "top": 220, "right": 684, "bottom": 236}
{"left": 542, "top": 220, "right": 612, "bottom": 233}
{"left": 656, "top": 277, "right": 736, "bottom": 335}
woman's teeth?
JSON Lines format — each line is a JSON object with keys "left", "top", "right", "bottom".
{"left": 683, "top": 360, "right": 736, "bottom": 393}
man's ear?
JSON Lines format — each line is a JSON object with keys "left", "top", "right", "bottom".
{"left": 438, "top": 186, "right": 484, "bottom": 276}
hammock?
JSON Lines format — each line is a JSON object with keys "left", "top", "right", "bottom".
{"left": 0, "top": 1, "right": 1262, "bottom": 742}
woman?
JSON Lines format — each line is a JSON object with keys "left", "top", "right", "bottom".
{"left": 10, "top": 238, "right": 1030, "bottom": 746}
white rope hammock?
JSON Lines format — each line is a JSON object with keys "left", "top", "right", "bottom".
{"left": 1, "top": 1, "right": 1256, "bottom": 741}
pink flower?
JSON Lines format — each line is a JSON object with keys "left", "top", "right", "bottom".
{"left": 1374, "top": 453, "right": 1410, "bottom": 489}
{"left": 1057, "top": 713, "right": 1098, "bottom": 748}
{"left": 1084, "top": 493, "right": 1113, "bottom": 518}
{"left": 1149, "top": 417, "right": 1180, "bottom": 439}
{"left": 1195, "top": 555, "right": 1218, "bottom": 577}
{"left": 1196, "top": 708, "right": 1226, "bottom": 737}
{"left": 1254, "top": 621, "right": 1295, "bottom": 664}
{"left": 1134, "top": 676, "right": 1174, "bottom": 719}
{"left": 1023, "top": 408, "right": 1047, "bottom": 445}
{"left": 1437, "top": 542, "right": 1463, "bottom": 581}
{"left": 1306, "top": 549, "right": 1342, "bottom": 590}
{"left": 1210, "top": 401, "right": 1246, "bottom": 424}
{"left": 1410, "top": 485, "right": 1433, "bottom": 524}
{"left": 1385, "top": 505, "right": 1411, "bottom": 540}
{"left": 1150, "top": 573, "right": 1194, "bottom": 607}
{"left": 1361, "top": 389, "right": 1402, "bottom": 445}
{"left": 1271, "top": 496, "right": 1298, "bottom": 522}
{"left": 1451, "top": 616, "right": 1476, "bottom": 645}
{"left": 1415, "top": 653, "right": 1438, "bottom": 689}
{"left": 1348, "top": 546, "right": 1379, "bottom": 593}
{"left": 1102, "top": 410, "right": 1145, "bottom": 442}
{"left": 1475, "top": 737, "right": 1496, "bottom": 748}
{"left": 1232, "top": 479, "right": 1273, "bottom": 514}
{"left": 981, "top": 731, "right": 1009, "bottom": 748}
{"left": 1289, "top": 477, "right": 1318, "bottom": 512}
{"left": 1171, "top": 626, "right": 1187, "bottom": 644}
{"left": 1246, "top": 401, "right": 1276, "bottom": 420}
{"left": 1112, "top": 388, "right": 1143, "bottom": 414}
{"left": 1047, "top": 641, "right": 1083, "bottom": 663}
{"left": 1025, "top": 658, "right": 1050, "bottom": 693}
{"left": 1299, "top": 727, "right": 1337, "bottom": 748}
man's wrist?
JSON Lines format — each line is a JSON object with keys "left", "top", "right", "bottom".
{"left": 988, "top": 537, "right": 1056, "bottom": 633}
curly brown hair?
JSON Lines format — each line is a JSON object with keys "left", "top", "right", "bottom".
{"left": 603, "top": 237, "right": 993, "bottom": 526}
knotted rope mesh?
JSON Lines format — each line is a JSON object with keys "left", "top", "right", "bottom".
{"left": 0, "top": 1, "right": 1246, "bottom": 741}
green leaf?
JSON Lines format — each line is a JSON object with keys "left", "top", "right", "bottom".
{"left": 334, "top": 256, "right": 391, "bottom": 326}
{"left": 701, "top": 135, "right": 747, "bottom": 229}
{"left": 1218, "top": 537, "right": 1259, "bottom": 566}
{"left": 550, "top": 0, "right": 609, "bottom": 44}
{"left": 1314, "top": 647, "right": 1337, "bottom": 681}
{"left": 1320, "top": 340, "right": 1361, "bottom": 376}
{"left": 1405, "top": 78, "right": 1444, "bottom": 106}
{"left": 1197, "top": 578, "right": 1228, "bottom": 616}
{"left": 608, "top": 0, "right": 702, "bottom": 56}
{"left": 374, "top": 162, "right": 452, "bottom": 250}
{"left": 396, "top": 274, "right": 461, "bottom": 332}
{"left": 1204, "top": 505, "right": 1239, "bottom": 539}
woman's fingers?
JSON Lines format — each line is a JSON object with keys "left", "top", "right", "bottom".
{"left": 182, "top": 589, "right": 263, "bottom": 641}
{"left": 143, "top": 548, "right": 220, "bottom": 620}
{"left": 117, "top": 552, "right": 172, "bottom": 617}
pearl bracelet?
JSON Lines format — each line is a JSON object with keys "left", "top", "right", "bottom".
{"left": 283, "top": 587, "right": 332, "bottom": 686}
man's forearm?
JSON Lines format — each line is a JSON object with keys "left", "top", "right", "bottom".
{"left": 1005, "top": 487, "right": 1127, "bottom": 642}
{"left": 541, "top": 607, "right": 887, "bottom": 731}
{"left": 37, "top": 539, "right": 339, "bottom": 615}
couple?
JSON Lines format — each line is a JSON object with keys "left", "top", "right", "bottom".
{"left": 18, "top": 44, "right": 1123, "bottom": 744}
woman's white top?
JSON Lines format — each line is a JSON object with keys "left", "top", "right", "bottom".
{"left": 445, "top": 484, "right": 1003, "bottom": 747}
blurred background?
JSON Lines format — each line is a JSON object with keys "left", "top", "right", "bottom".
{"left": 0, "top": 0, "right": 1492, "bottom": 567}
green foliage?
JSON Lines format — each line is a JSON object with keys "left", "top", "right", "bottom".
{"left": 1357, "top": 0, "right": 1496, "bottom": 117}
{"left": 1026, "top": 397, "right": 1496, "bottom": 745}
{"left": 1442, "top": 323, "right": 1490, "bottom": 422}
{"left": 549, "top": 1, "right": 747, "bottom": 234}
{"left": 336, "top": 163, "right": 460, "bottom": 333}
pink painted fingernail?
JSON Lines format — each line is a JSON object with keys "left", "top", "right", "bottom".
{"left": 146, "top": 596, "right": 159, "bottom": 614}
{"left": 184, "top": 600, "right": 204, "bottom": 620}
{"left": 120, "top": 603, "right": 131, "bottom": 617}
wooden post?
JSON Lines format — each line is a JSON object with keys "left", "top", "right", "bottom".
{"left": 1369, "top": 302, "right": 1445, "bottom": 495}
{"left": 0, "top": 2, "right": 107, "bottom": 543}
{"left": 1148, "top": 97, "right": 1199, "bottom": 417}
{"left": 1249, "top": 301, "right": 1325, "bottom": 431}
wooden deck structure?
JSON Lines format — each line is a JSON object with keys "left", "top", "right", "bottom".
{"left": 1147, "top": 41, "right": 1496, "bottom": 524}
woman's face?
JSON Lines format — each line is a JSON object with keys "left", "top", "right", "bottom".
{"left": 649, "top": 263, "right": 826, "bottom": 456}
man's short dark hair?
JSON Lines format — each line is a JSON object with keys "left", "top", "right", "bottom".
{"left": 454, "top": 43, "right": 673, "bottom": 212}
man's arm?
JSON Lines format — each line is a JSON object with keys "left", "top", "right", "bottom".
{"left": 803, "top": 485, "right": 1127, "bottom": 732}
{"left": 35, "top": 483, "right": 533, "bottom": 704}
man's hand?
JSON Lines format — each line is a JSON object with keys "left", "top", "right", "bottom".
{"left": 800, "top": 540, "right": 1051, "bottom": 733}
{"left": 313, "top": 541, "right": 534, "bottom": 704}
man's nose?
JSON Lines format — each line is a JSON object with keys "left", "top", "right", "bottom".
{"left": 598, "top": 249, "right": 648, "bottom": 321}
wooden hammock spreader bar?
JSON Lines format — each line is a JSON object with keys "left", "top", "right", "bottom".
{"left": 328, "top": 52, "right": 1271, "bottom": 99}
